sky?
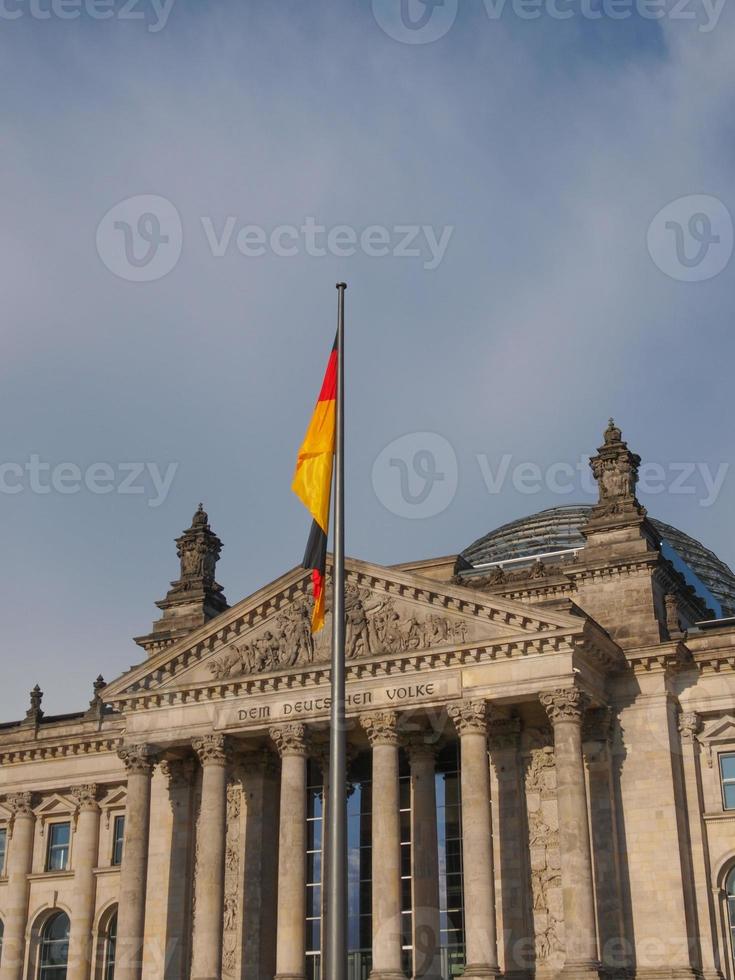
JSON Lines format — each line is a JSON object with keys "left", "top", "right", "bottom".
{"left": 0, "top": 0, "right": 733, "bottom": 719}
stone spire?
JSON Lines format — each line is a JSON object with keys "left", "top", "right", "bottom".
{"left": 22, "top": 684, "right": 44, "bottom": 727}
{"left": 586, "top": 418, "right": 647, "bottom": 528}
{"left": 135, "top": 504, "right": 229, "bottom": 657}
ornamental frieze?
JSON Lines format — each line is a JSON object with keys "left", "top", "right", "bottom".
{"left": 207, "top": 586, "right": 473, "bottom": 681}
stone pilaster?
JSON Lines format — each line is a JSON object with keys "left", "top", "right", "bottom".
{"left": 407, "top": 736, "right": 441, "bottom": 980}
{"left": 68, "top": 784, "right": 101, "bottom": 980}
{"left": 0, "top": 792, "right": 35, "bottom": 980}
{"left": 447, "top": 699, "right": 500, "bottom": 980}
{"left": 190, "top": 735, "right": 230, "bottom": 980}
{"left": 539, "top": 689, "right": 600, "bottom": 980}
{"left": 116, "top": 744, "right": 155, "bottom": 980}
{"left": 271, "top": 722, "right": 309, "bottom": 980}
{"left": 361, "top": 710, "right": 406, "bottom": 980}
{"left": 678, "top": 712, "right": 724, "bottom": 980}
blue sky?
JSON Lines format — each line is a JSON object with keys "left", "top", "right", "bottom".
{"left": 1, "top": 0, "right": 733, "bottom": 718}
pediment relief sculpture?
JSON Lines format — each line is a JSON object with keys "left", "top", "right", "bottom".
{"left": 208, "top": 585, "right": 474, "bottom": 681}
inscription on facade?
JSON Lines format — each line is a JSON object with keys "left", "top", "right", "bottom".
{"left": 219, "top": 676, "right": 457, "bottom": 730}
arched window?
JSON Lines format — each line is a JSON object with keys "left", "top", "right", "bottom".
{"left": 0, "top": 918, "right": 5, "bottom": 965}
{"left": 39, "top": 911, "right": 69, "bottom": 979}
{"left": 103, "top": 911, "right": 117, "bottom": 980}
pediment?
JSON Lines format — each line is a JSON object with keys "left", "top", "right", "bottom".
{"left": 104, "top": 557, "right": 585, "bottom": 706}
{"left": 699, "top": 714, "right": 735, "bottom": 743}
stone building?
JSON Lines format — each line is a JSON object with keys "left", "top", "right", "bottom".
{"left": 2, "top": 421, "right": 735, "bottom": 980}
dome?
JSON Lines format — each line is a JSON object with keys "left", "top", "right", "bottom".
{"left": 456, "top": 504, "right": 735, "bottom": 617}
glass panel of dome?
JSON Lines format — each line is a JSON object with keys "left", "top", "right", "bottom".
{"left": 659, "top": 540, "right": 723, "bottom": 618}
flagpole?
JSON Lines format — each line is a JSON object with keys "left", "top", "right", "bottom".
{"left": 326, "top": 282, "right": 347, "bottom": 980}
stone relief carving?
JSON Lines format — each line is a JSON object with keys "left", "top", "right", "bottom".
{"left": 221, "top": 778, "right": 241, "bottom": 979}
{"left": 208, "top": 586, "right": 473, "bottom": 681}
{"left": 524, "top": 732, "right": 564, "bottom": 970}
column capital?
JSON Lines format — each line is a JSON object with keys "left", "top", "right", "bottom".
{"left": 447, "top": 698, "right": 488, "bottom": 736}
{"left": 361, "top": 709, "right": 400, "bottom": 746}
{"left": 159, "top": 756, "right": 197, "bottom": 788}
{"left": 487, "top": 716, "right": 522, "bottom": 752}
{"left": 118, "top": 742, "right": 156, "bottom": 775}
{"left": 5, "top": 791, "right": 34, "bottom": 824}
{"left": 240, "top": 748, "right": 279, "bottom": 777}
{"left": 539, "top": 687, "right": 590, "bottom": 726}
{"left": 679, "top": 710, "right": 702, "bottom": 741}
{"left": 70, "top": 783, "right": 99, "bottom": 813}
{"left": 192, "top": 733, "right": 230, "bottom": 766}
{"left": 270, "top": 722, "right": 309, "bottom": 757}
{"left": 406, "top": 733, "right": 440, "bottom": 763}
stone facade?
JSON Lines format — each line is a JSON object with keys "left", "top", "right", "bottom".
{"left": 2, "top": 427, "right": 735, "bottom": 980}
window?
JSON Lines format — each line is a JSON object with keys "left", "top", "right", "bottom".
{"left": 111, "top": 816, "right": 125, "bottom": 866}
{"left": 46, "top": 823, "right": 71, "bottom": 872}
{"left": 103, "top": 911, "right": 117, "bottom": 980}
{"left": 399, "top": 758, "right": 413, "bottom": 979}
{"left": 0, "top": 918, "right": 4, "bottom": 965}
{"left": 305, "top": 761, "right": 324, "bottom": 980}
{"left": 720, "top": 754, "right": 735, "bottom": 810}
{"left": 39, "top": 911, "right": 69, "bottom": 979}
{"left": 0, "top": 827, "right": 6, "bottom": 875}
{"left": 437, "top": 743, "right": 466, "bottom": 978}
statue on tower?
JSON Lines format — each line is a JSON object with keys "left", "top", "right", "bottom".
{"left": 587, "top": 419, "right": 646, "bottom": 524}
{"left": 134, "top": 504, "right": 229, "bottom": 656}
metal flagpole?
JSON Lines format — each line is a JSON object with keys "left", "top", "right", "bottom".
{"left": 326, "top": 282, "right": 347, "bottom": 980}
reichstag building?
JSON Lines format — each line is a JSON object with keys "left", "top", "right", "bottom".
{"left": 2, "top": 420, "right": 735, "bottom": 980}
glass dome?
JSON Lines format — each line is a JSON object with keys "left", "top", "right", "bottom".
{"left": 456, "top": 504, "right": 735, "bottom": 617}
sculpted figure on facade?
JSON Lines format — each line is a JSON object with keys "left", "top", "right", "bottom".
{"left": 208, "top": 587, "right": 475, "bottom": 680}
{"left": 222, "top": 778, "right": 242, "bottom": 978}
{"left": 524, "top": 736, "right": 564, "bottom": 969}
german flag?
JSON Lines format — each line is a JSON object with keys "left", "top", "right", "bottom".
{"left": 292, "top": 333, "right": 337, "bottom": 631}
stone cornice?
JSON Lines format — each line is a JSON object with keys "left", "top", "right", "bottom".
{"left": 103, "top": 619, "right": 623, "bottom": 714}
{"left": 0, "top": 733, "right": 123, "bottom": 767}
{"left": 102, "top": 559, "right": 583, "bottom": 707}
{"left": 625, "top": 640, "right": 693, "bottom": 673}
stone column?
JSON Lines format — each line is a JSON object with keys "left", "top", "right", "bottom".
{"left": 447, "top": 700, "right": 499, "bottom": 980}
{"left": 117, "top": 744, "right": 155, "bottom": 980}
{"left": 271, "top": 722, "right": 309, "bottom": 980}
{"left": 190, "top": 735, "right": 229, "bottom": 980}
{"left": 540, "top": 689, "right": 599, "bottom": 979}
{"left": 240, "top": 750, "right": 280, "bottom": 980}
{"left": 582, "top": 709, "right": 629, "bottom": 978}
{"left": 678, "top": 712, "right": 723, "bottom": 980}
{"left": 0, "top": 793, "right": 35, "bottom": 980}
{"left": 407, "top": 736, "right": 441, "bottom": 980}
{"left": 158, "top": 758, "right": 197, "bottom": 980}
{"left": 487, "top": 716, "right": 532, "bottom": 979}
{"left": 68, "top": 784, "right": 101, "bottom": 980}
{"left": 361, "top": 710, "right": 406, "bottom": 980}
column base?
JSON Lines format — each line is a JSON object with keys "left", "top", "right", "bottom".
{"left": 558, "top": 961, "right": 602, "bottom": 980}
{"left": 274, "top": 974, "right": 306, "bottom": 980}
{"left": 462, "top": 964, "right": 501, "bottom": 980}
